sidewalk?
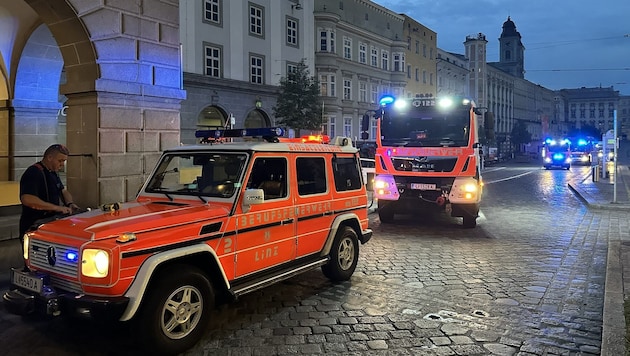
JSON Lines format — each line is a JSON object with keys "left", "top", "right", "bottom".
{"left": 568, "top": 164, "right": 630, "bottom": 356}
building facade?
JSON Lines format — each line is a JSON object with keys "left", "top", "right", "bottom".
{"left": 436, "top": 49, "right": 469, "bottom": 98}
{"left": 557, "top": 86, "right": 623, "bottom": 139}
{"left": 314, "top": 0, "right": 406, "bottom": 141}
{"left": 179, "top": 0, "right": 315, "bottom": 145}
{"left": 401, "top": 15, "right": 437, "bottom": 98}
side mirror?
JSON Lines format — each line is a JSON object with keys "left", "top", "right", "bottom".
{"left": 361, "top": 114, "right": 370, "bottom": 132}
{"left": 242, "top": 189, "right": 264, "bottom": 213}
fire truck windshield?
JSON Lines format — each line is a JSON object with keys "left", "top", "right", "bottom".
{"left": 380, "top": 106, "right": 470, "bottom": 148}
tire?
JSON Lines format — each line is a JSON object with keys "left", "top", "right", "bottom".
{"left": 377, "top": 201, "right": 395, "bottom": 223}
{"left": 137, "top": 265, "right": 214, "bottom": 355}
{"left": 462, "top": 214, "right": 477, "bottom": 228}
{"left": 322, "top": 226, "right": 359, "bottom": 281}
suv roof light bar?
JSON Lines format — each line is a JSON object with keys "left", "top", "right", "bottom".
{"left": 195, "top": 127, "right": 285, "bottom": 143}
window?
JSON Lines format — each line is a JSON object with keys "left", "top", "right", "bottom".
{"left": 422, "top": 70, "right": 427, "bottom": 84}
{"left": 370, "top": 46, "right": 378, "bottom": 67}
{"left": 370, "top": 83, "right": 378, "bottom": 104}
{"left": 393, "top": 52, "right": 404, "bottom": 72}
{"left": 248, "top": 157, "right": 287, "bottom": 200}
{"left": 415, "top": 40, "right": 419, "bottom": 54}
{"left": 333, "top": 157, "right": 362, "bottom": 192}
{"left": 203, "top": 0, "right": 221, "bottom": 25}
{"left": 343, "top": 117, "right": 352, "bottom": 137}
{"left": 297, "top": 157, "right": 327, "bottom": 196}
{"left": 319, "top": 29, "right": 335, "bottom": 53}
{"left": 407, "top": 65, "right": 411, "bottom": 79}
{"left": 343, "top": 37, "right": 352, "bottom": 60}
{"left": 250, "top": 55, "right": 264, "bottom": 84}
{"left": 287, "top": 17, "right": 298, "bottom": 47}
{"left": 422, "top": 44, "right": 427, "bottom": 57}
{"left": 359, "top": 82, "right": 367, "bottom": 102}
{"left": 343, "top": 79, "right": 351, "bottom": 100}
{"left": 371, "top": 117, "right": 377, "bottom": 139}
{"left": 319, "top": 74, "right": 336, "bottom": 97}
{"left": 249, "top": 4, "right": 264, "bottom": 37}
{"left": 359, "top": 42, "right": 367, "bottom": 64}
{"left": 415, "top": 68, "right": 419, "bottom": 81}
{"left": 381, "top": 50, "right": 389, "bottom": 70}
{"left": 204, "top": 44, "right": 222, "bottom": 77}
{"left": 287, "top": 63, "right": 298, "bottom": 75}
{"left": 323, "top": 116, "right": 336, "bottom": 137}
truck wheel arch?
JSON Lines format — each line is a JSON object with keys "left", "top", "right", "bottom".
{"left": 321, "top": 213, "right": 363, "bottom": 256}
{"left": 119, "top": 244, "right": 228, "bottom": 321}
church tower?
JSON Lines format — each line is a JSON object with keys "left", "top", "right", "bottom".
{"left": 464, "top": 33, "right": 488, "bottom": 109}
{"left": 498, "top": 16, "right": 525, "bottom": 78}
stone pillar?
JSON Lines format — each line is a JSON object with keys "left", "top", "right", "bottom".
{"left": 11, "top": 101, "right": 62, "bottom": 180}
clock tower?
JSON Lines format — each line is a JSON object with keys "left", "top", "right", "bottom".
{"left": 498, "top": 16, "right": 525, "bottom": 78}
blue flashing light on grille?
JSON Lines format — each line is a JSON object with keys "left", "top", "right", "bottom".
{"left": 66, "top": 251, "right": 79, "bottom": 263}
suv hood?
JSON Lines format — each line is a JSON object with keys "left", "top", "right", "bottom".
{"left": 33, "top": 201, "right": 229, "bottom": 241}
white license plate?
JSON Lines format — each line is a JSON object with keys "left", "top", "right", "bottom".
{"left": 11, "top": 269, "right": 43, "bottom": 294}
{"left": 411, "top": 183, "right": 437, "bottom": 190}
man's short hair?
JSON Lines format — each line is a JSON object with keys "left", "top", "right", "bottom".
{"left": 44, "top": 144, "right": 70, "bottom": 157}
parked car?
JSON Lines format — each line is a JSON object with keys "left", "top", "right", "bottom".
{"left": 360, "top": 158, "right": 375, "bottom": 191}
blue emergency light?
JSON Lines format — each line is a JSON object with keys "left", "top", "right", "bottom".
{"left": 195, "top": 127, "right": 285, "bottom": 143}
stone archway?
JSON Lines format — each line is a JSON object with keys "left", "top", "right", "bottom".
{"left": 244, "top": 109, "right": 271, "bottom": 128}
{"left": 12, "top": 24, "right": 65, "bottom": 179}
{"left": 17, "top": 0, "right": 185, "bottom": 207}
{"left": 198, "top": 105, "right": 227, "bottom": 129}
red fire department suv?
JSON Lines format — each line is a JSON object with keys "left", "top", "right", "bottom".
{"left": 3, "top": 127, "right": 372, "bottom": 355}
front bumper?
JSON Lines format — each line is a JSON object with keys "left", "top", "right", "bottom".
{"left": 2, "top": 268, "right": 129, "bottom": 321}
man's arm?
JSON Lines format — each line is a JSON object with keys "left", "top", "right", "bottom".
{"left": 61, "top": 188, "right": 79, "bottom": 211}
{"left": 21, "top": 194, "right": 71, "bottom": 214}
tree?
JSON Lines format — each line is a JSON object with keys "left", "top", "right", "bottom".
{"left": 567, "top": 124, "right": 601, "bottom": 139}
{"left": 272, "top": 60, "right": 322, "bottom": 136}
{"left": 510, "top": 120, "right": 532, "bottom": 153}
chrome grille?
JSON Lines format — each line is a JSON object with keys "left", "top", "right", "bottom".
{"left": 30, "top": 239, "right": 79, "bottom": 278}
{"left": 50, "top": 275, "right": 83, "bottom": 294}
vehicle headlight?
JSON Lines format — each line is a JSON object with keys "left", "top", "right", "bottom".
{"left": 544, "top": 157, "right": 552, "bottom": 163}
{"left": 23, "top": 234, "right": 29, "bottom": 260}
{"left": 82, "top": 249, "right": 110, "bottom": 278}
{"left": 463, "top": 183, "right": 478, "bottom": 193}
{"left": 374, "top": 180, "right": 390, "bottom": 189}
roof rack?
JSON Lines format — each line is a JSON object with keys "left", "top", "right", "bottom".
{"left": 195, "top": 127, "right": 285, "bottom": 144}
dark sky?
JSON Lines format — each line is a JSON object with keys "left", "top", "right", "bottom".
{"left": 371, "top": 0, "right": 630, "bottom": 95}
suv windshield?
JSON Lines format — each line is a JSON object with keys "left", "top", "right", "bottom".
{"left": 381, "top": 107, "right": 470, "bottom": 148}
{"left": 146, "top": 152, "right": 247, "bottom": 198}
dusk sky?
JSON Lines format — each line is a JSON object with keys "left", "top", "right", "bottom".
{"left": 371, "top": 0, "right": 630, "bottom": 95}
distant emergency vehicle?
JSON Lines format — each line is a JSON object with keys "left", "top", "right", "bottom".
{"left": 542, "top": 138, "right": 571, "bottom": 170}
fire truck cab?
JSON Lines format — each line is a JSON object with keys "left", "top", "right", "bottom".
{"left": 361, "top": 95, "right": 484, "bottom": 228}
{"left": 3, "top": 127, "right": 372, "bottom": 355}
{"left": 542, "top": 138, "right": 571, "bottom": 170}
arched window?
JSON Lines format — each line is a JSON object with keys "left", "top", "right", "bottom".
{"left": 198, "top": 105, "right": 227, "bottom": 129}
{"left": 244, "top": 109, "right": 270, "bottom": 128}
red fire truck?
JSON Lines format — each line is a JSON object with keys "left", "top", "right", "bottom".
{"left": 361, "top": 95, "right": 486, "bottom": 228}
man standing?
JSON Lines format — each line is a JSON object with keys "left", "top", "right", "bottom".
{"left": 19, "top": 144, "right": 79, "bottom": 253}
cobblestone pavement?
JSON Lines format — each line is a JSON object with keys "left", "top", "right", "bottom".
{"left": 0, "top": 163, "right": 628, "bottom": 355}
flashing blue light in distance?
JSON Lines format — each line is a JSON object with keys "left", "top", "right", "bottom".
{"left": 577, "top": 139, "right": 587, "bottom": 146}
{"left": 66, "top": 251, "right": 79, "bottom": 263}
{"left": 379, "top": 95, "right": 395, "bottom": 106}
